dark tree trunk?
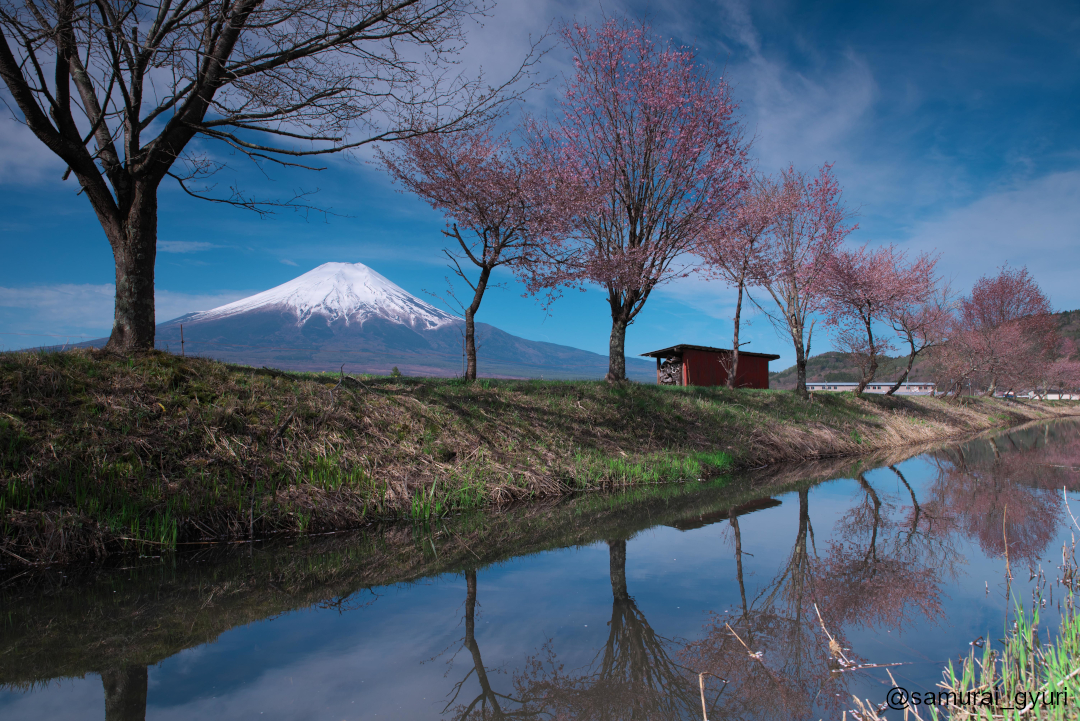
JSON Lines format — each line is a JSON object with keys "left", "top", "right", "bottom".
{"left": 607, "top": 316, "right": 628, "bottom": 381}
{"left": 890, "top": 465, "right": 921, "bottom": 538}
{"left": 728, "top": 281, "right": 744, "bottom": 389}
{"left": 102, "top": 665, "right": 147, "bottom": 721}
{"left": 463, "top": 266, "right": 492, "bottom": 382}
{"left": 608, "top": 539, "right": 629, "bottom": 601}
{"left": 856, "top": 474, "right": 881, "bottom": 562}
{"left": 463, "top": 569, "right": 503, "bottom": 716}
{"left": 886, "top": 336, "right": 917, "bottom": 395}
{"left": 794, "top": 341, "right": 808, "bottom": 399}
{"left": 730, "top": 516, "right": 748, "bottom": 618}
{"left": 105, "top": 182, "right": 159, "bottom": 352}
{"left": 855, "top": 317, "right": 878, "bottom": 397}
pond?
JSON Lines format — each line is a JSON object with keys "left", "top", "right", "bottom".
{"left": 3, "top": 420, "right": 1080, "bottom": 720}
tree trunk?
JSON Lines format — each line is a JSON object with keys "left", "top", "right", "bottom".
{"left": 464, "top": 309, "right": 478, "bottom": 381}
{"left": 728, "top": 281, "right": 744, "bottom": 389}
{"left": 793, "top": 340, "right": 808, "bottom": 399}
{"left": 730, "top": 516, "right": 748, "bottom": 618}
{"left": 463, "top": 266, "right": 491, "bottom": 382}
{"left": 463, "top": 569, "right": 504, "bottom": 715}
{"left": 608, "top": 539, "right": 629, "bottom": 601}
{"left": 607, "top": 316, "right": 628, "bottom": 381}
{"left": 102, "top": 665, "right": 147, "bottom": 721}
{"left": 856, "top": 474, "right": 881, "bottom": 561}
{"left": 854, "top": 317, "right": 878, "bottom": 397}
{"left": 886, "top": 336, "right": 917, "bottom": 395}
{"left": 105, "top": 183, "right": 159, "bottom": 352}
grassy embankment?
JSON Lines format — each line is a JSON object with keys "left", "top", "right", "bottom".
{"left": 1, "top": 349, "right": 1077, "bottom": 565}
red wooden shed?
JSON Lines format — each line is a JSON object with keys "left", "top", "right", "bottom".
{"left": 641, "top": 345, "right": 781, "bottom": 388}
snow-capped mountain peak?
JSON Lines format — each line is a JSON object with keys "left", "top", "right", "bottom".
{"left": 188, "top": 262, "right": 459, "bottom": 330}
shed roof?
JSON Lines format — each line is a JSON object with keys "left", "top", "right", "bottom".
{"left": 640, "top": 344, "right": 781, "bottom": 360}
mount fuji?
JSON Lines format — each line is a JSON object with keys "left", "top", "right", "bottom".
{"left": 152, "top": 262, "right": 655, "bottom": 381}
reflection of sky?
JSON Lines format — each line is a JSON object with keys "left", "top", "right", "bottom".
{"left": 3, "top": 446, "right": 1080, "bottom": 719}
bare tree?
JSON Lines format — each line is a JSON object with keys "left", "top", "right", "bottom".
{"left": 0, "top": 0, "right": 536, "bottom": 351}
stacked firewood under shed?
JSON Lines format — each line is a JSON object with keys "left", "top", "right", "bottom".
{"left": 658, "top": 358, "right": 683, "bottom": 385}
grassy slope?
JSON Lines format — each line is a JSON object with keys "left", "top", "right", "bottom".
{"left": 1, "top": 349, "right": 1077, "bottom": 565}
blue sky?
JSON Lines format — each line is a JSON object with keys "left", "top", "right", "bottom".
{"left": 2, "top": 0, "right": 1079, "bottom": 372}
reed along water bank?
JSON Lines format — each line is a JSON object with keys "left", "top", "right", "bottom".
{"left": 1, "top": 348, "right": 1078, "bottom": 566}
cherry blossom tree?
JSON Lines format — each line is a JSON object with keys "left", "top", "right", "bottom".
{"left": 697, "top": 172, "right": 776, "bottom": 388}
{"left": 884, "top": 277, "right": 954, "bottom": 395}
{"left": 528, "top": 18, "right": 749, "bottom": 381}
{"left": 938, "top": 266, "right": 1056, "bottom": 397}
{"left": 0, "top": 0, "right": 537, "bottom": 352}
{"left": 379, "top": 125, "right": 576, "bottom": 381}
{"left": 822, "top": 245, "right": 937, "bottom": 396}
{"left": 753, "top": 165, "right": 856, "bottom": 398}
{"left": 1038, "top": 339, "right": 1080, "bottom": 399}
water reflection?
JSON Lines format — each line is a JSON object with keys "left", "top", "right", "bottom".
{"left": 506, "top": 538, "right": 701, "bottom": 720}
{"left": 2, "top": 420, "right": 1080, "bottom": 721}
{"left": 102, "top": 666, "right": 147, "bottom": 721}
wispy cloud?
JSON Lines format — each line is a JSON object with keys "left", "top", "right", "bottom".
{"left": 158, "top": 240, "right": 220, "bottom": 253}
{"left": 280, "top": 258, "right": 298, "bottom": 266}
{"left": 0, "top": 115, "right": 66, "bottom": 185}
{"left": 0, "top": 284, "right": 253, "bottom": 347}
{"left": 901, "top": 170, "right": 1080, "bottom": 310}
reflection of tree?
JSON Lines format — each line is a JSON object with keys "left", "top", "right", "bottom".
{"left": 923, "top": 425, "right": 1080, "bottom": 567}
{"left": 687, "top": 476, "right": 955, "bottom": 721}
{"left": 684, "top": 490, "right": 841, "bottom": 721}
{"left": 817, "top": 471, "right": 946, "bottom": 631}
{"left": 102, "top": 665, "right": 147, "bottom": 721}
{"left": 511, "top": 539, "right": 700, "bottom": 720}
{"left": 445, "top": 570, "right": 533, "bottom": 720}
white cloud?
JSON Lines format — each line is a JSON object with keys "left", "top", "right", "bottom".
{"left": 0, "top": 284, "right": 253, "bottom": 347}
{"left": 158, "top": 240, "right": 220, "bottom": 253}
{"left": 0, "top": 116, "right": 67, "bottom": 185}
{"left": 280, "top": 258, "right": 298, "bottom": 266}
{"left": 900, "top": 170, "right": 1080, "bottom": 310}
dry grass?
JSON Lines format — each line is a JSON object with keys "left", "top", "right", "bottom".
{"left": 1, "top": 348, "right": 1077, "bottom": 566}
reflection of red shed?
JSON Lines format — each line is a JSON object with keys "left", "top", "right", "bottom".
{"left": 641, "top": 345, "right": 781, "bottom": 388}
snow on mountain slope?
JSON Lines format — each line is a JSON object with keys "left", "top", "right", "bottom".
{"left": 187, "top": 262, "right": 459, "bottom": 330}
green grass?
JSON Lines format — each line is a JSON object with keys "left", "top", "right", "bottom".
{"left": 1, "top": 348, "right": 1076, "bottom": 564}
{"left": 928, "top": 604, "right": 1080, "bottom": 720}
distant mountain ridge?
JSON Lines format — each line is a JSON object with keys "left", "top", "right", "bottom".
{"left": 150, "top": 262, "right": 655, "bottom": 381}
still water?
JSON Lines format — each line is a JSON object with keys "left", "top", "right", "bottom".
{"left": 3, "top": 421, "right": 1080, "bottom": 720}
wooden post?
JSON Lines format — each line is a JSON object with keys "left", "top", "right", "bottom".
{"left": 655, "top": 356, "right": 661, "bottom": 384}
{"left": 180, "top": 324, "right": 185, "bottom": 357}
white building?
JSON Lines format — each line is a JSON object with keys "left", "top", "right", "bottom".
{"left": 805, "top": 381, "right": 936, "bottom": 395}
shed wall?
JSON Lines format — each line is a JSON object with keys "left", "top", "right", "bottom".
{"left": 682, "top": 350, "right": 771, "bottom": 389}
